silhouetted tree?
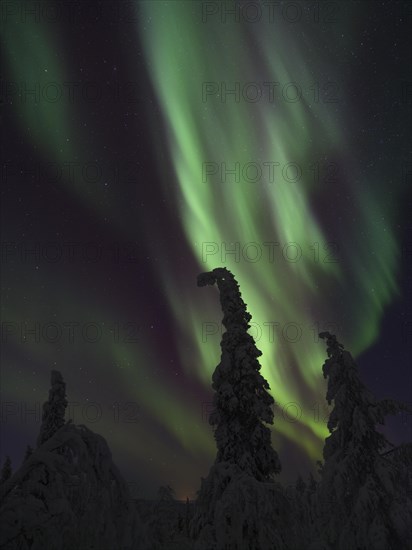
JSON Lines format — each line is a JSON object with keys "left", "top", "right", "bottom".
{"left": 304, "top": 471, "right": 319, "bottom": 537}
{"left": 185, "top": 496, "right": 191, "bottom": 536}
{"left": 307, "top": 472, "right": 317, "bottom": 493}
{"left": 192, "top": 268, "right": 286, "bottom": 550}
{"left": 0, "top": 456, "right": 12, "bottom": 483}
{"left": 37, "top": 370, "right": 68, "bottom": 447}
{"left": 296, "top": 474, "right": 306, "bottom": 495}
{"left": 23, "top": 445, "right": 33, "bottom": 463}
{"left": 310, "top": 332, "right": 412, "bottom": 549}
{"left": 0, "top": 376, "right": 154, "bottom": 549}
{"left": 197, "top": 267, "right": 281, "bottom": 480}
{"left": 152, "top": 485, "right": 178, "bottom": 545}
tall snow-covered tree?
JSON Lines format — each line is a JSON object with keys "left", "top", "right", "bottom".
{"left": 191, "top": 268, "right": 289, "bottom": 550}
{"left": 0, "top": 377, "right": 154, "bottom": 550}
{"left": 310, "top": 332, "right": 412, "bottom": 550}
{"left": 152, "top": 485, "right": 179, "bottom": 545}
{"left": 197, "top": 267, "right": 281, "bottom": 480}
{"left": 37, "top": 370, "right": 68, "bottom": 447}
{"left": 0, "top": 456, "right": 12, "bottom": 483}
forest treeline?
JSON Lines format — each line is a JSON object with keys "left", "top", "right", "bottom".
{"left": 0, "top": 268, "right": 411, "bottom": 549}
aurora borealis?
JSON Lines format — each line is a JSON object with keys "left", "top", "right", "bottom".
{"left": 1, "top": 0, "right": 411, "bottom": 500}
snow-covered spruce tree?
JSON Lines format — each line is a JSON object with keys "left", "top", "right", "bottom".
{"left": 37, "top": 370, "right": 68, "bottom": 447}
{"left": 149, "top": 485, "right": 179, "bottom": 546}
{"left": 197, "top": 267, "right": 281, "bottom": 479}
{"left": 0, "top": 372, "right": 155, "bottom": 550}
{"left": 0, "top": 456, "right": 12, "bottom": 483}
{"left": 309, "top": 332, "right": 412, "bottom": 550}
{"left": 191, "top": 267, "right": 293, "bottom": 550}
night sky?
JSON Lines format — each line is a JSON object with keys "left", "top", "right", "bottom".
{"left": 1, "top": 0, "right": 411, "bottom": 500}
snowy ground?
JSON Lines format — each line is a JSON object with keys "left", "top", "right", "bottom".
{"left": 159, "top": 536, "right": 194, "bottom": 550}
